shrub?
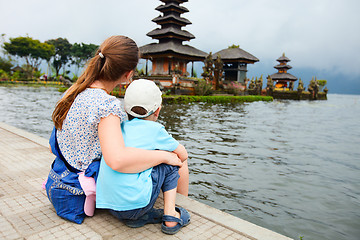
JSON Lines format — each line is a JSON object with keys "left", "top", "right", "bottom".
{"left": 225, "top": 81, "right": 246, "bottom": 95}
{"left": 0, "top": 69, "right": 9, "bottom": 79}
{"left": 194, "top": 79, "right": 213, "bottom": 96}
{"left": 0, "top": 56, "right": 13, "bottom": 73}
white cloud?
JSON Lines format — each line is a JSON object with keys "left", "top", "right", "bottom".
{"left": 1, "top": 0, "right": 359, "bottom": 76}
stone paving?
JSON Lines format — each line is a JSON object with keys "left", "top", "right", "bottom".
{"left": 0, "top": 122, "right": 292, "bottom": 240}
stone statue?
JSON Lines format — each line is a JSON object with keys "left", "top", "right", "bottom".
{"left": 297, "top": 79, "right": 304, "bottom": 90}
{"left": 213, "top": 54, "right": 224, "bottom": 90}
{"left": 289, "top": 81, "right": 294, "bottom": 91}
{"left": 255, "top": 76, "right": 263, "bottom": 95}
{"left": 308, "top": 78, "right": 319, "bottom": 100}
{"left": 248, "top": 79, "right": 255, "bottom": 90}
{"left": 201, "top": 52, "right": 214, "bottom": 82}
{"left": 266, "top": 76, "right": 274, "bottom": 96}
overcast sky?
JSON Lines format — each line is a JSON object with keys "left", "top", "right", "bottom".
{"left": 1, "top": 0, "right": 360, "bottom": 84}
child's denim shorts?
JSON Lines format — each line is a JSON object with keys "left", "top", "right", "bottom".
{"left": 110, "top": 163, "right": 180, "bottom": 220}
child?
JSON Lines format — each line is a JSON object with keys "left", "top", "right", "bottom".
{"left": 96, "top": 79, "right": 190, "bottom": 234}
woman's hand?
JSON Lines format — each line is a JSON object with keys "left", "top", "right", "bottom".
{"left": 162, "top": 151, "right": 183, "bottom": 167}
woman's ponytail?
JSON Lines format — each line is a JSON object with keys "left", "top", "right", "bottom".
{"left": 52, "top": 36, "right": 139, "bottom": 130}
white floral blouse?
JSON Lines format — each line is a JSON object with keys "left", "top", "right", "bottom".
{"left": 57, "top": 88, "right": 126, "bottom": 171}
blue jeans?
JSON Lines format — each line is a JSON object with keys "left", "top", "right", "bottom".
{"left": 110, "top": 164, "right": 179, "bottom": 220}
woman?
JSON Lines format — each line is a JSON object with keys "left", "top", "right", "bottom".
{"left": 45, "top": 35, "right": 187, "bottom": 224}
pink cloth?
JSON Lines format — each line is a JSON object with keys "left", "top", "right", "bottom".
{"left": 78, "top": 172, "right": 96, "bottom": 216}
{"left": 42, "top": 179, "right": 47, "bottom": 190}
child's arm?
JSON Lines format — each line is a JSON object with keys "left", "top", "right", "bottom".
{"left": 173, "top": 144, "right": 188, "bottom": 162}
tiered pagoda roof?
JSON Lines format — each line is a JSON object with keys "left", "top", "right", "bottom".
{"left": 155, "top": 3, "right": 189, "bottom": 14}
{"left": 270, "top": 53, "right": 297, "bottom": 81}
{"left": 140, "top": 0, "right": 207, "bottom": 61}
{"left": 274, "top": 64, "right": 292, "bottom": 70}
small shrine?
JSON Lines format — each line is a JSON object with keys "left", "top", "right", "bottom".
{"left": 140, "top": 0, "right": 207, "bottom": 78}
{"left": 270, "top": 53, "right": 297, "bottom": 89}
{"left": 213, "top": 46, "right": 259, "bottom": 84}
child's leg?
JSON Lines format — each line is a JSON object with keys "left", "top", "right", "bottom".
{"left": 176, "top": 160, "right": 189, "bottom": 196}
{"left": 163, "top": 188, "right": 181, "bottom": 228}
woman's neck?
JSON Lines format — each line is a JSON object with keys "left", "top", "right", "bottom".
{"left": 90, "top": 80, "right": 119, "bottom": 94}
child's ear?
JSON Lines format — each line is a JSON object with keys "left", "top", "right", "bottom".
{"left": 154, "top": 107, "right": 161, "bottom": 117}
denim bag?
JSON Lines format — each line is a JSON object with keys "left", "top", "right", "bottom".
{"left": 46, "top": 157, "right": 86, "bottom": 224}
{"left": 45, "top": 127, "right": 100, "bottom": 224}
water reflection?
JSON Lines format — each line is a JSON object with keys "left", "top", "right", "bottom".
{"left": 159, "top": 97, "right": 360, "bottom": 240}
{"left": 1, "top": 87, "right": 360, "bottom": 240}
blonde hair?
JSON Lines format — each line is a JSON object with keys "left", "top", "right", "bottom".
{"left": 52, "top": 36, "right": 139, "bottom": 130}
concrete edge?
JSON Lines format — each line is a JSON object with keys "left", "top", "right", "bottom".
{"left": 0, "top": 122, "right": 49, "bottom": 148}
{"left": 176, "top": 193, "right": 292, "bottom": 240}
{"left": 0, "top": 121, "right": 293, "bottom": 240}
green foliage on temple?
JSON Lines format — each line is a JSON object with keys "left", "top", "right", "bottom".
{"left": 228, "top": 44, "right": 240, "bottom": 49}
{"left": 317, "top": 79, "right": 327, "bottom": 86}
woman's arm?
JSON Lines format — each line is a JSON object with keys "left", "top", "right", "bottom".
{"left": 98, "top": 114, "right": 183, "bottom": 173}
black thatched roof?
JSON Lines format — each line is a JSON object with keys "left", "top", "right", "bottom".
{"left": 213, "top": 47, "right": 259, "bottom": 63}
{"left": 152, "top": 14, "right": 191, "bottom": 26}
{"left": 156, "top": 3, "right": 189, "bottom": 13}
{"left": 140, "top": 41, "right": 207, "bottom": 60}
{"left": 270, "top": 73, "right": 297, "bottom": 81}
{"left": 147, "top": 27, "right": 194, "bottom": 41}
{"left": 160, "top": 0, "right": 188, "bottom": 3}
{"left": 277, "top": 54, "right": 291, "bottom": 62}
{"left": 274, "top": 64, "right": 292, "bottom": 70}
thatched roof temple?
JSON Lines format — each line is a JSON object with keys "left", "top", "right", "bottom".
{"left": 270, "top": 53, "right": 297, "bottom": 88}
{"left": 140, "top": 0, "right": 207, "bottom": 76}
{"left": 213, "top": 47, "right": 259, "bottom": 84}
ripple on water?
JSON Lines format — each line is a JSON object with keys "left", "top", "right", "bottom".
{"left": 1, "top": 88, "right": 360, "bottom": 240}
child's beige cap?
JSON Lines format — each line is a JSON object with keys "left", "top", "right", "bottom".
{"left": 124, "top": 79, "right": 162, "bottom": 118}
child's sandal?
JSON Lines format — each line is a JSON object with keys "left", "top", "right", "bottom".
{"left": 123, "top": 208, "right": 164, "bottom": 228}
{"left": 161, "top": 207, "right": 190, "bottom": 235}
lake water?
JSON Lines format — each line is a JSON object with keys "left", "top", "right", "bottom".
{"left": 1, "top": 86, "right": 359, "bottom": 240}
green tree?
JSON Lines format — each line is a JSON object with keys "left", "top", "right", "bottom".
{"left": 71, "top": 42, "right": 98, "bottom": 76}
{"left": 0, "top": 56, "right": 13, "bottom": 73}
{"left": 46, "top": 38, "right": 72, "bottom": 77}
{"left": 3, "top": 36, "right": 54, "bottom": 78}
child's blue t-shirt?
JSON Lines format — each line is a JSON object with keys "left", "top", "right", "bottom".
{"left": 96, "top": 118, "right": 179, "bottom": 211}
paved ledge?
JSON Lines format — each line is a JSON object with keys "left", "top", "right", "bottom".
{"left": 0, "top": 122, "right": 292, "bottom": 240}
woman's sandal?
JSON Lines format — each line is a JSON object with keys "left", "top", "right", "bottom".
{"left": 161, "top": 207, "right": 191, "bottom": 235}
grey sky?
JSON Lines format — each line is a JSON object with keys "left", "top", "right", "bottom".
{"left": 1, "top": 0, "right": 360, "bottom": 77}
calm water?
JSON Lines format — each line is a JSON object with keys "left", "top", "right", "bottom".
{"left": 1, "top": 86, "right": 359, "bottom": 240}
